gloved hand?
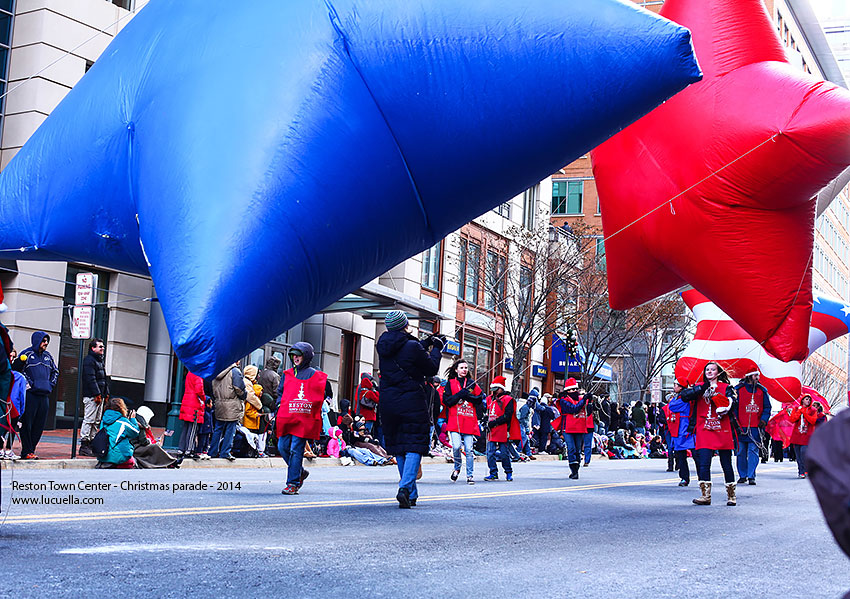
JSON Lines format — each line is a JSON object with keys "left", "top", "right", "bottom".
{"left": 430, "top": 335, "right": 445, "bottom": 351}
{"left": 487, "top": 420, "right": 497, "bottom": 428}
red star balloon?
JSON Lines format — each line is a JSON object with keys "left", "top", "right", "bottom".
{"left": 591, "top": 0, "right": 850, "bottom": 362}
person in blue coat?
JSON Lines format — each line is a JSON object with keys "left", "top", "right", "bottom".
{"left": 664, "top": 380, "right": 696, "bottom": 487}
{"left": 13, "top": 331, "right": 59, "bottom": 459}
{"left": 733, "top": 371, "right": 771, "bottom": 485}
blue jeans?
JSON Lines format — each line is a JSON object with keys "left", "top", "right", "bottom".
{"left": 583, "top": 431, "right": 593, "bottom": 464}
{"left": 519, "top": 425, "right": 532, "bottom": 455}
{"left": 736, "top": 437, "right": 760, "bottom": 479}
{"left": 278, "top": 435, "right": 307, "bottom": 486}
{"left": 450, "top": 431, "right": 475, "bottom": 477}
{"left": 695, "top": 448, "right": 734, "bottom": 483}
{"left": 635, "top": 426, "right": 646, "bottom": 436}
{"left": 396, "top": 452, "right": 421, "bottom": 500}
{"left": 794, "top": 444, "right": 808, "bottom": 476}
{"left": 346, "top": 446, "right": 386, "bottom": 466}
{"left": 487, "top": 441, "right": 512, "bottom": 477}
{"left": 209, "top": 420, "right": 237, "bottom": 458}
{"left": 364, "top": 420, "right": 374, "bottom": 433}
{"left": 563, "top": 432, "right": 584, "bottom": 465}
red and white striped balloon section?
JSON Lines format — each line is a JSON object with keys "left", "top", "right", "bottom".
{"left": 675, "top": 290, "right": 850, "bottom": 403}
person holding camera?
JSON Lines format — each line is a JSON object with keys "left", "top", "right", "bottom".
{"left": 734, "top": 370, "right": 771, "bottom": 485}
{"left": 376, "top": 311, "right": 443, "bottom": 508}
{"left": 443, "top": 358, "right": 484, "bottom": 484}
{"left": 680, "top": 362, "right": 738, "bottom": 506}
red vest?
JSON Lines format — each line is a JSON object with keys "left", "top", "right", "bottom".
{"left": 662, "top": 404, "right": 680, "bottom": 438}
{"left": 275, "top": 369, "right": 327, "bottom": 440}
{"left": 487, "top": 394, "right": 518, "bottom": 443}
{"left": 789, "top": 405, "right": 817, "bottom": 446}
{"left": 737, "top": 386, "right": 766, "bottom": 428}
{"left": 447, "top": 378, "right": 481, "bottom": 436}
{"left": 559, "top": 396, "right": 588, "bottom": 434}
{"left": 694, "top": 383, "right": 734, "bottom": 450}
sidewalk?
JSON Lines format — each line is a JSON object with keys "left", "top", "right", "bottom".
{"left": 2, "top": 429, "right": 563, "bottom": 470}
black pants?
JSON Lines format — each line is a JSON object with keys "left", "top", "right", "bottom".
{"left": 675, "top": 449, "right": 691, "bottom": 483}
{"left": 20, "top": 391, "right": 50, "bottom": 456}
{"left": 694, "top": 448, "right": 734, "bottom": 484}
{"left": 771, "top": 439, "right": 784, "bottom": 462}
{"left": 178, "top": 421, "right": 198, "bottom": 454}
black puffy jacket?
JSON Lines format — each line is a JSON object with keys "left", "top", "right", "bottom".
{"left": 377, "top": 330, "right": 441, "bottom": 455}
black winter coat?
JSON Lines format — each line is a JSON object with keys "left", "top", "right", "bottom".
{"left": 377, "top": 330, "right": 441, "bottom": 455}
{"left": 82, "top": 351, "right": 109, "bottom": 397}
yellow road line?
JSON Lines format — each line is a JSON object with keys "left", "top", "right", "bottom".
{"left": 3, "top": 478, "right": 675, "bottom": 525}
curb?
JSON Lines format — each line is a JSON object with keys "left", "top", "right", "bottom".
{"left": 0, "top": 453, "right": 563, "bottom": 471}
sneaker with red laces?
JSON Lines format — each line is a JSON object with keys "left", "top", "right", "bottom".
{"left": 22, "top": 453, "right": 38, "bottom": 460}
{"left": 281, "top": 485, "right": 299, "bottom": 495}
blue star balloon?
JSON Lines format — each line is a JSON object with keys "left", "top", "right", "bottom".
{"left": 0, "top": 0, "right": 701, "bottom": 377}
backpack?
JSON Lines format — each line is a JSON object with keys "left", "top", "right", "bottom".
{"left": 91, "top": 427, "right": 110, "bottom": 459}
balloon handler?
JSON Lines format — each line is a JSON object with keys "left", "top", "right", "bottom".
{"left": 483, "top": 376, "right": 519, "bottom": 482}
{"left": 275, "top": 342, "right": 331, "bottom": 495}
{"left": 556, "top": 378, "right": 592, "bottom": 480}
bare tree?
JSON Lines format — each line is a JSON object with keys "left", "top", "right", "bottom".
{"left": 621, "top": 300, "right": 694, "bottom": 403}
{"left": 477, "top": 222, "right": 588, "bottom": 397}
{"left": 801, "top": 360, "right": 847, "bottom": 410}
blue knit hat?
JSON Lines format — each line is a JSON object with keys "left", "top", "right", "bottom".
{"left": 385, "top": 310, "right": 408, "bottom": 331}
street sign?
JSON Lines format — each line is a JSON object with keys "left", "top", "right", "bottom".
{"left": 71, "top": 306, "right": 93, "bottom": 339}
{"left": 650, "top": 376, "right": 662, "bottom": 403}
{"left": 532, "top": 365, "right": 547, "bottom": 378}
{"left": 72, "top": 272, "right": 96, "bottom": 340}
{"left": 74, "top": 272, "right": 96, "bottom": 306}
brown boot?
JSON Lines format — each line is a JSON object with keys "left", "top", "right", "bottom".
{"left": 725, "top": 482, "right": 737, "bottom": 506}
{"left": 692, "top": 481, "right": 712, "bottom": 505}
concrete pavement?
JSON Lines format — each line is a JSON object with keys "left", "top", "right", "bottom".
{"left": 0, "top": 458, "right": 847, "bottom": 598}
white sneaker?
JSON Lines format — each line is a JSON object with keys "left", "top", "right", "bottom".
{"left": 0, "top": 450, "right": 7, "bottom": 459}
{"left": 8, "top": 451, "right": 19, "bottom": 460}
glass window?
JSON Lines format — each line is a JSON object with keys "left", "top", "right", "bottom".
{"left": 457, "top": 238, "right": 467, "bottom": 299}
{"left": 523, "top": 185, "right": 537, "bottom": 230}
{"left": 519, "top": 266, "right": 532, "bottom": 309}
{"left": 465, "top": 242, "right": 480, "bottom": 304}
{"left": 551, "top": 181, "right": 583, "bottom": 215}
{"left": 458, "top": 239, "right": 480, "bottom": 304}
{"left": 421, "top": 241, "right": 441, "bottom": 291}
{"left": 596, "top": 237, "right": 606, "bottom": 271}
{"left": 484, "top": 251, "right": 507, "bottom": 311}
{"left": 463, "top": 333, "right": 494, "bottom": 388}
{"left": 494, "top": 201, "right": 511, "bottom": 219}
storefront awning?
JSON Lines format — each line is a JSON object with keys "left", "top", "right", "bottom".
{"left": 322, "top": 281, "right": 450, "bottom": 321}
{"left": 551, "top": 333, "right": 614, "bottom": 381}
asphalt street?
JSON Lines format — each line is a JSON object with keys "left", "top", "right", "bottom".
{"left": 0, "top": 457, "right": 846, "bottom": 599}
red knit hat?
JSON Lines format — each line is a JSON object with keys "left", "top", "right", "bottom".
{"left": 565, "top": 377, "right": 578, "bottom": 390}
{"left": 489, "top": 375, "right": 507, "bottom": 390}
